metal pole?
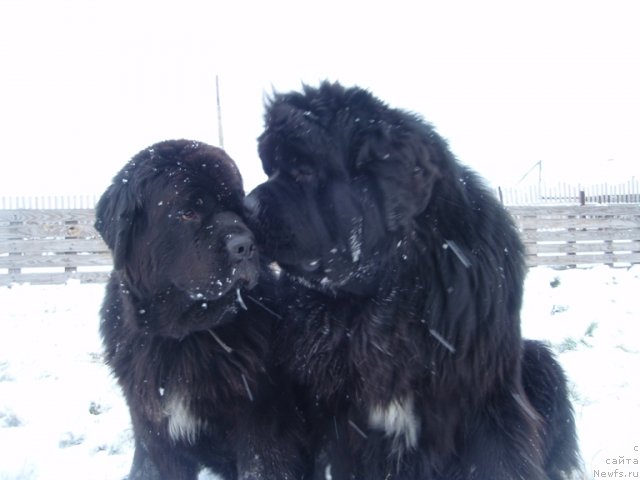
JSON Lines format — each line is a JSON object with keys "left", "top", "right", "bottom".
{"left": 216, "top": 75, "right": 224, "bottom": 148}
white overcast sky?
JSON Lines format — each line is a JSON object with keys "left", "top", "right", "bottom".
{"left": 1, "top": 0, "right": 639, "bottom": 197}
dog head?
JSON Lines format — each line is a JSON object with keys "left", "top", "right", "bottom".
{"left": 245, "top": 82, "right": 448, "bottom": 293}
{"left": 96, "top": 140, "right": 258, "bottom": 301}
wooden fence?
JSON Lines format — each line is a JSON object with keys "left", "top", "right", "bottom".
{"left": 0, "top": 208, "right": 111, "bottom": 286}
{"left": 1, "top": 203, "right": 639, "bottom": 286}
{"left": 510, "top": 204, "right": 640, "bottom": 267}
{"left": 498, "top": 179, "right": 640, "bottom": 206}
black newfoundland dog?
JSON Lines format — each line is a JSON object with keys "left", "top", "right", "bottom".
{"left": 245, "top": 83, "right": 580, "bottom": 479}
{"left": 95, "top": 140, "right": 306, "bottom": 480}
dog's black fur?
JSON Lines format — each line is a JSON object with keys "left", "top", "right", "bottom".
{"left": 95, "top": 140, "right": 307, "bottom": 480}
{"left": 245, "top": 83, "right": 580, "bottom": 479}
{"left": 522, "top": 340, "right": 581, "bottom": 479}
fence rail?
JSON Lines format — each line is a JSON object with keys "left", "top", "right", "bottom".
{"left": 1, "top": 202, "right": 639, "bottom": 286}
{"left": 509, "top": 204, "right": 640, "bottom": 267}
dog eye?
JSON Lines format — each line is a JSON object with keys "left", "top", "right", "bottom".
{"left": 291, "top": 165, "right": 315, "bottom": 183}
{"left": 179, "top": 209, "right": 198, "bottom": 221}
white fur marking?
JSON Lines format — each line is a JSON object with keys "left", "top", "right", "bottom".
{"left": 325, "top": 464, "right": 333, "bottom": 480}
{"left": 166, "top": 395, "right": 204, "bottom": 444}
{"left": 369, "top": 395, "right": 420, "bottom": 452}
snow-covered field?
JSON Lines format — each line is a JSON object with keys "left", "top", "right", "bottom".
{"left": 1, "top": 265, "right": 638, "bottom": 480}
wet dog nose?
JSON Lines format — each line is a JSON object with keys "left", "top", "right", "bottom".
{"left": 226, "top": 232, "right": 256, "bottom": 261}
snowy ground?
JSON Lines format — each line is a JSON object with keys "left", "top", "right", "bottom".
{"left": 0, "top": 265, "right": 638, "bottom": 480}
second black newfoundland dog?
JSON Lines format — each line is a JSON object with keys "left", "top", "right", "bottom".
{"left": 95, "top": 140, "right": 306, "bottom": 480}
{"left": 245, "top": 83, "right": 581, "bottom": 479}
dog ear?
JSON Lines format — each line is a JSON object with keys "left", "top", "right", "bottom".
{"left": 356, "top": 129, "right": 440, "bottom": 231}
{"left": 94, "top": 181, "right": 138, "bottom": 270}
{"left": 410, "top": 141, "right": 441, "bottom": 215}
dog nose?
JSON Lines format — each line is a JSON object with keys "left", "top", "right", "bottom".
{"left": 226, "top": 232, "right": 256, "bottom": 261}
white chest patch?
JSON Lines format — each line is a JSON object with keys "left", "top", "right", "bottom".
{"left": 165, "top": 395, "right": 205, "bottom": 445}
{"left": 368, "top": 395, "right": 420, "bottom": 452}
